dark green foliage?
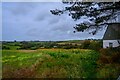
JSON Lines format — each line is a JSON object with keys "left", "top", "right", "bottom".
{"left": 81, "top": 40, "right": 90, "bottom": 49}
{"left": 89, "top": 40, "right": 102, "bottom": 51}
{"left": 57, "top": 43, "right": 80, "bottom": 49}
{"left": 2, "top": 45, "right": 10, "bottom": 50}
{"left": 50, "top": 2, "right": 120, "bottom": 34}
{"left": 20, "top": 41, "right": 32, "bottom": 49}
{"left": 81, "top": 40, "right": 102, "bottom": 50}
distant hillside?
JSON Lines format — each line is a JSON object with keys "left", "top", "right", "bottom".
{"left": 2, "top": 39, "right": 102, "bottom": 50}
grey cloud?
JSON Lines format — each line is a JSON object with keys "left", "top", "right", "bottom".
{"left": 52, "top": 24, "right": 73, "bottom": 32}
{"left": 2, "top": 2, "right": 104, "bottom": 41}
{"left": 11, "top": 4, "right": 33, "bottom": 15}
{"left": 35, "top": 14, "right": 46, "bottom": 21}
{"left": 26, "top": 28, "right": 40, "bottom": 37}
{"left": 50, "top": 17, "right": 75, "bottom": 32}
{"left": 48, "top": 16, "right": 61, "bottom": 25}
{"left": 35, "top": 12, "right": 51, "bottom": 21}
{"left": 11, "top": 8, "right": 28, "bottom": 15}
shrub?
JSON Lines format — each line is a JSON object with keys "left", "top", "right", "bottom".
{"left": 30, "top": 47, "right": 38, "bottom": 50}
{"left": 99, "top": 47, "right": 120, "bottom": 64}
{"left": 81, "top": 40, "right": 90, "bottom": 49}
{"left": 111, "top": 52, "right": 120, "bottom": 63}
{"left": 89, "top": 41, "right": 102, "bottom": 51}
{"left": 80, "top": 40, "right": 102, "bottom": 51}
{"left": 2, "top": 45, "right": 10, "bottom": 50}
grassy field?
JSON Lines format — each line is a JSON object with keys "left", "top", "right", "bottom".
{"left": 2, "top": 49, "right": 99, "bottom": 78}
{"left": 2, "top": 49, "right": 120, "bottom": 79}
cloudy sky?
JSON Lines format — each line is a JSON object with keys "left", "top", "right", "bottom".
{"left": 2, "top": 2, "right": 105, "bottom": 41}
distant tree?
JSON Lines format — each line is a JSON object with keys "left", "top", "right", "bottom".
{"left": 14, "top": 40, "right": 17, "bottom": 42}
{"left": 50, "top": 1, "right": 120, "bottom": 35}
{"left": 20, "top": 41, "right": 32, "bottom": 49}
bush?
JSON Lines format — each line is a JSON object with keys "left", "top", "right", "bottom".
{"left": 2, "top": 45, "right": 10, "bottom": 50}
{"left": 99, "top": 47, "right": 120, "bottom": 64}
{"left": 89, "top": 41, "right": 102, "bottom": 51}
{"left": 81, "top": 40, "right": 90, "bottom": 49}
{"left": 111, "top": 52, "right": 120, "bottom": 63}
{"left": 81, "top": 40, "right": 102, "bottom": 51}
{"left": 30, "top": 47, "right": 38, "bottom": 50}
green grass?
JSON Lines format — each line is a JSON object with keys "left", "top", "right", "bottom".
{"left": 2, "top": 50, "right": 42, "bottom": 68}
{"left": 96, "top": 64, "right": 120, "bottom": 78}
{"left": 3, "top": 49, "right": 119, "bottom": 79}
{"left": 9, "top": 46, "right": 20, "bottom": 50}
{"left": 2, "top": 49, "right": 99, "bottom": 78}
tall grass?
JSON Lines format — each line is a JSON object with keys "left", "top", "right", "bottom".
{"left": 96, "top": 47, "right": 120, "bottom": 79}
{"left": 2, "top": 49, "right": 98, "bottom": 78}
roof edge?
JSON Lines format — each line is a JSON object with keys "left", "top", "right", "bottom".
{"left": 106, "top": 22, "right": 120, "bottom": 25}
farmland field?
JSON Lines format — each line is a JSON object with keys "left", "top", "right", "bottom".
{"left": 2, "top": 49, "right": 99, "bottom": 78}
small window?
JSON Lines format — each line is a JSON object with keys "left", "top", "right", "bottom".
{"left": 109, "top": 43, "right": 113, "bottom": 47}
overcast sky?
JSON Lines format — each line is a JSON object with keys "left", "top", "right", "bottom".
{"left": 2, "top": 2, "right": 105, "bottom": 41}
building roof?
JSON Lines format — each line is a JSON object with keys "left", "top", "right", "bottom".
{"left": 103, "top": 23, "right": 120, "bottom": 40}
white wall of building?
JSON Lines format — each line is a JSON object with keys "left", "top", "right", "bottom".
{"left": 103, "top": 40, "right": 120, "bottom": 48}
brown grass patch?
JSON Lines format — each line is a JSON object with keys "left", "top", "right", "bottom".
{"left": 37, "top": 66, "right": 67, "bottom": 78}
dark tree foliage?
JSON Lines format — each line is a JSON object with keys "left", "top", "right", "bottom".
{"left": 50, "top": 1, "right": 120, "bottom": 35}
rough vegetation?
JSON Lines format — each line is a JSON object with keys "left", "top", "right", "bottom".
{"left": 96, "top": 47, "right": 120, "bottom": 78}
{"left": 1, "top": 40, "right": 120, "bottom": 79}
{"left": 2, "top": 49, "right": 99, "bottom": 78}
{"left": 2, "top": 39, "right": 102, "bottom": 50}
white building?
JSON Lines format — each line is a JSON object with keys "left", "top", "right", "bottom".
{"left": 103, "top": 23, "right": 120, "bottom": 48}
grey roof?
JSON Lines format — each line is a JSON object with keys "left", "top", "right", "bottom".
{"left": 103, "top": 23, "right": 120, "bottom": 40}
